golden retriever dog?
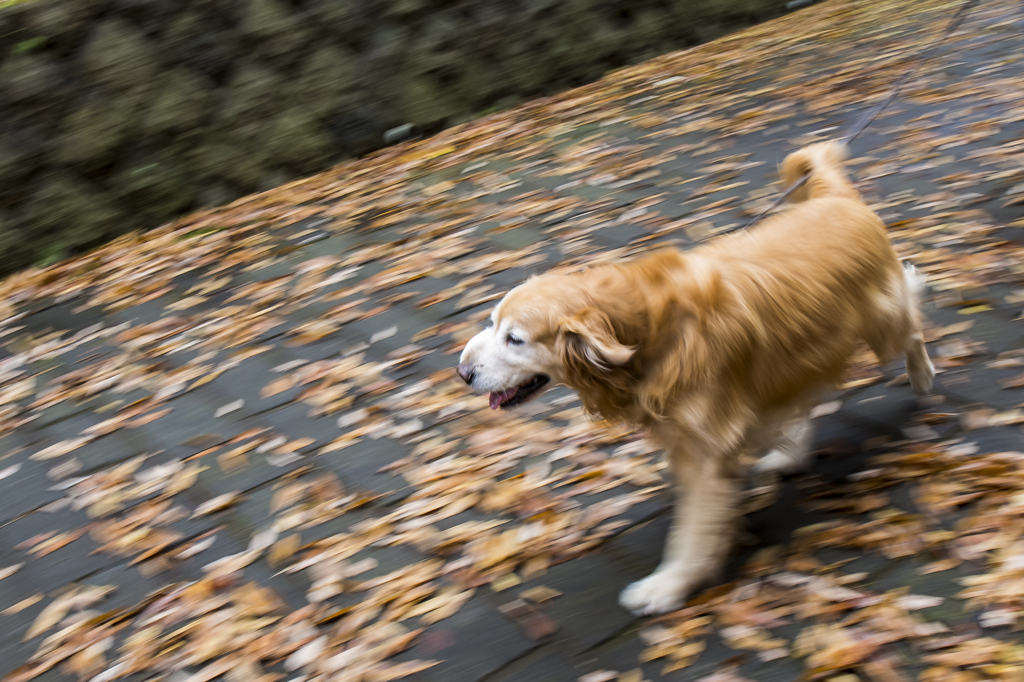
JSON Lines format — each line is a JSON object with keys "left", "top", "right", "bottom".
{"left": 457, "top": 141, "right": 935, "bottom": 616}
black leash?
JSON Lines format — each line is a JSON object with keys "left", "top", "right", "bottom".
{"left": 730, "top": 0, "right": 980, "bottom": 233}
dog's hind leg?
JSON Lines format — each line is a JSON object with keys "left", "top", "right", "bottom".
{"left": 905, "top": 328, "right": 934, "bottom": 395}
{"left": 901, "top": 264, "right": 935, "bottom": 395}
{"left": 620, "top": 454, "right": 739, "bottom": 616}
{"left": 753, "top": 414, "right": 815, "bottom": 475}
{"left": 865, "top": 263, "right": 935, "bottom": 396}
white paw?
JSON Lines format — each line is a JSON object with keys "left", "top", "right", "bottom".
{"left": 910, "top": 357, "right": 936, "bottom": 396}
{"left": 619, "top": 572, "right": 690, "bottom": 616}
{"left": 752, "top": 449, "right": 809, "bottom": 476}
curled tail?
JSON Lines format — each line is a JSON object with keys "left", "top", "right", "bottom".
{"left": 780, "top": 141, "right": 859, "bottom": 203}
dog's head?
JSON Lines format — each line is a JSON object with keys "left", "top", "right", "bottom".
{"left": 457, "top": 273, "right": 637, "bottom": 411}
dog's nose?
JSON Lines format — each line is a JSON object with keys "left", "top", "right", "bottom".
{"left": 456, "top": 363, "right": 475, "bottom": 385}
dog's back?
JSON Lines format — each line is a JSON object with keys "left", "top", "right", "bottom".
{"left": 691, "top": 142, "right": 920, "bottom": 417}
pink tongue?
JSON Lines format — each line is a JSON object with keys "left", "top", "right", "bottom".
{"left": 489, "top": 388, "right": 517, "bottom": 410}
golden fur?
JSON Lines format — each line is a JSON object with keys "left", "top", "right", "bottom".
{"left": 458, "top": 141, "right": 934, "bottom": 615}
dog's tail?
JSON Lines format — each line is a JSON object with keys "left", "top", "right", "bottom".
{"left": 780, "top": 141, "right": 859, "bottom": 203}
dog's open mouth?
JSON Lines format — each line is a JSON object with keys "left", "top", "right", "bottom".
{"left": 489, "top": 375, "right": 550, "bottom": 410}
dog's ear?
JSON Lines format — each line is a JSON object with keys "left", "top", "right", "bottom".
{"left": 558, "top": 308, "right": 634, "bottom": 368}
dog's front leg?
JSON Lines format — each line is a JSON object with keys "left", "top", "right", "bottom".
{"left": 619, "top": 454, "right": 739, "bottom": 616}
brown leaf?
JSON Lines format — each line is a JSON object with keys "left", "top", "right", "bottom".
{"left": 29, "top": 437, "right": 91, "bottom": 461}
{"left": 520, "top": 586, "right": 562, "bottom": 603}
{"left": 420, "top": 589, "right": 475, "bottom": 625}
{"left": 192, "top": 491, "right": 243, "bottom": 518}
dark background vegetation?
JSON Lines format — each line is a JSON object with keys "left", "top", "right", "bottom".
{"left": 0, "top": 0, "right": 788, "bottom": 276}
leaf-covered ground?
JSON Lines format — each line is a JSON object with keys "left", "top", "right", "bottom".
{"left": 1, "top": 0, "right": 1024, "bottom": 679}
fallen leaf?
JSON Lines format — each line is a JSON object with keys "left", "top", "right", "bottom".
{"left": 192, "top": 491, "right": 243, "bottom": 518}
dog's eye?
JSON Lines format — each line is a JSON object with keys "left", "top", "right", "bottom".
{"left": 506, "top": 334, "right": 524, "bottom": 346}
